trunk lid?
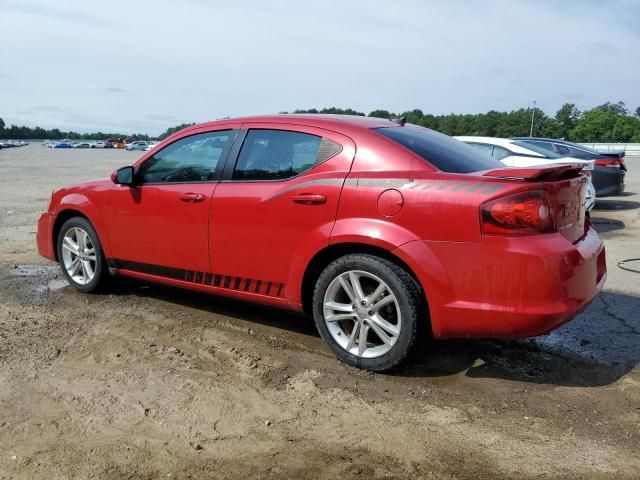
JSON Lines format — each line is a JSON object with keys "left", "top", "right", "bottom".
{"left": 543, "top": 175, "right": 587, "bottom": 243}
{"left": 483, "top": 163, "right": 588, "bottom": 243}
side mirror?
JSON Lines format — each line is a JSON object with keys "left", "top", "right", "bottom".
{"left": 111, "top": 166, "right": 135, "bottom": 186}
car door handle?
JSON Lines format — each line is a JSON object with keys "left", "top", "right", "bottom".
{"left": 291, "top": 193, "right": 327, "bottom": 205}
{"left": 179, "top": 192, "right": 205, "bottom": 203}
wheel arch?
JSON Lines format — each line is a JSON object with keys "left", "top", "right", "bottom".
{"left": 51, "top": 209, "right": 90, "bottom": 261}
{"left": 301, "top": 242, "right": 427, "bottom": 318}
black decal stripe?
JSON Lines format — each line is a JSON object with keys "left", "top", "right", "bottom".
{"left": 107, "top": 259, "right": 285, "bottom": 297}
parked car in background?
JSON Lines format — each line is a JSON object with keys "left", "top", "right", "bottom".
{"left": 73, "top": 142, "right": 92, "bottom": 149}
{"left": 36, "top": 115, "right": 606, "bottom": 371}
{"left": 0, "top": 140, "right": 27, "bottom": 147}
{"left": 512, "top": 138, "right": 626, "bottom": 197}
{"left": 455, "top": 136, "right": 596, "bottom": 211}
{"left": 92, "top": 141, "right": 107, "bottom": 148}
{"left": 144, "top": 141, "right": 159, "bottom": 151}
{"left": 125, "top": 141, "right": 149, "bottom": 151}
{"left": 52, "top": 141, "right": 74, "bottom": 148}
{"left": 106, "top": 138, "right": 126, "bottom": 149}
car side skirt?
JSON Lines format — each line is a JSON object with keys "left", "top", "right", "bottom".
{"left": 107, "top": 259, "right": 301, "bottom": 311}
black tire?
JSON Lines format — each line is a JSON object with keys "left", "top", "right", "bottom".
{"left": 312, "top": 254, "right": 423, "bottom": 372}
{"left": 56, "top": 216, "right": 109, "bottom": 293}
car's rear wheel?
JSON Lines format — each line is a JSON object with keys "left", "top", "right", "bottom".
{"left": 312, "top": 254, "right": 421, "bottom": 371}
{"left": 57, "top": 217, "right": 109, "bottom": 293}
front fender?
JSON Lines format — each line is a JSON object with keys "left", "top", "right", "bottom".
{"left": 54, "top": 192, "right": 112, "bottom": 257}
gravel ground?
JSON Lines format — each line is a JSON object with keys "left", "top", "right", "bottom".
{"left": 0, "top": 145, "right": 639, "bottom": 479}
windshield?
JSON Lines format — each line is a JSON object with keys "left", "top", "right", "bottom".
{"left": 512, "top": 140, "right": 562, "bottom": 159}
{"left": 375, "top": 126, "right": 503, "bottom": 173}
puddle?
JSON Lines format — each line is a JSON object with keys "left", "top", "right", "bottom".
{"left": 34, "top": 278, "right": 69, "bottom": 293}
{"left": 9, "top": 265, "right": 59, "bottom": 277}
{"left": 8, "top": 265, "right": 68, "bottom": 294}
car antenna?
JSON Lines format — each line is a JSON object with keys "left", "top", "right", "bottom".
{"left": 390, "top": 116, "right": 406, "bottom": 126}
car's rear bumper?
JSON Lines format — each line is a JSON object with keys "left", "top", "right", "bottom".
{"left": 593, "top": 166, "right": 625, "bottom": 197}
{"left": 37, "top": 213, "right": 56, "bottom": 260}
{"left": 393, "top": 225, "right": 606, "bottom": 339}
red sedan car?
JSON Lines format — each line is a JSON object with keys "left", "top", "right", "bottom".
{"left": 37, "top": 115, "right": 606, "bottom": 371}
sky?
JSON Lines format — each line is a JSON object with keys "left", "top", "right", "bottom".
{"left": 1, "top": 0, "right": 639, "bottom": 135}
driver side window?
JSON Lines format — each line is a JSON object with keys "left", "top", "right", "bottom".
{"left": 137, "top": 130, "right": 235, "bottom": 183}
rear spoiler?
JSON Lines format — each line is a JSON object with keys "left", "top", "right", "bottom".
{"left": 482, "top": 163, "right": 587, "bottom": 181}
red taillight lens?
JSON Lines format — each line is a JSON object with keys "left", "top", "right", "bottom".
{"left": 481, "top": 191, "right": 555, "bottom": 236}
{"left": 594, "top": 158, "right": 621, "bottom": 168}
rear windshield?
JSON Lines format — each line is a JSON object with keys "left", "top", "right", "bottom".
{"left": 375, "top": 126, "right": 503, "bottom": 173}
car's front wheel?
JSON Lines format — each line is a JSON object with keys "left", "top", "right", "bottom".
{"left": 312, "top": 254, "right": 422, "bottom": 371}
{"left": 57, "top": 217, "right": 109, "bottom": 293}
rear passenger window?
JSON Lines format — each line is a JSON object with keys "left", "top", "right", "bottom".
{"left": 555, "top": 145, "right": 569, "bottom": 155}
{"left": 232, "top": 130, "right": 339, "bottom": 181}
{"left": 491, "top": 146, "right": 510, "bottom": 161}
{"left": 466, "top": 142, "right": 493, "bottom": 156}
{"left": 535, "top": 142, "right": 556, "bottom": 153}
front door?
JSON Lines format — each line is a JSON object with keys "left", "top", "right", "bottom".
{"left": 108, "top": 128, "right": 238, "bottom": 274}
{"left": 210, "top": 124, "right": 355, "bottom": 301}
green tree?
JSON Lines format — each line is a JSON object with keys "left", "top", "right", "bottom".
{"left": 595, "top": 101, "right": 628, "bottom": 115}
{"left": 158, "top": 123, "right": 196, "bottom": 140}
{"left": 570, "top": 105, "right": 640, "bottom": 142}
{"left": 554, "top": 103, "right": 580, "bottom": 139}
{"left": 368, "top": 110, "right": 392, "bottom": 119}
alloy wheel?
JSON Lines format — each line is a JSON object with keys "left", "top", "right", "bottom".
{"left": 61, "top": 227, "right": 97, "bottom": 285}
{"left": 323, "top": 270, "right": 401, "bottom": 358}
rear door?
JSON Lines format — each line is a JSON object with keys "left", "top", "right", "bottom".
{"left": 210, "top": 123, "right": 355, "bottom": 301}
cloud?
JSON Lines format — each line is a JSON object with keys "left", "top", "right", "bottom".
{"left": 103, "top": 87, "right": 127, "bottom": 94}
{"left": 556, "top": 93, "right": 586, "bottom": 101}
{"left": 0, "top": 0, "right": 102, "bottom": 25}
{"left": 145, "top": 114, "right": 179, "bottom": 121}
{"left": 1, "top": 0, "right": 639, "bottom": 134}
{"left": 30, "top": 105, "right": 71, "bottom": 113}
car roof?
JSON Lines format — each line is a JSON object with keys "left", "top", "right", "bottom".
{"left": 455, "top": 136, "right": 545, "bottom": 156}
{"left": 512, "top": 137, "right": 571, "bottom": 144}
{"left": 181, "top": 114, "right": 400, "bottom": 133}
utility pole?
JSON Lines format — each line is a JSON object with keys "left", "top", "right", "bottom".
{"left": 529, "top": 100, "right": 536, "bottom": 137}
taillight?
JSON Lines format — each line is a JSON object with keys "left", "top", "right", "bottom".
{"left": 594, "top": 158, "right": 622, "bottom": 168}
{"left": 481, "top": 191, "right": 555, "bottom": 236}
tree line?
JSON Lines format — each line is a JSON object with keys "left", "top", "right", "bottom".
{"left": 0, "top": 117, "right": 151, "bottom": 141}
{"left": 286, "top": 102, "right": 640, "bottom": 143}
{"left": 2, "top": 101, "right": 640, "bottom": 142}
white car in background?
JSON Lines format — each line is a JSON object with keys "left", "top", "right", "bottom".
{"left": 92, "top": 141, "right": 107, "bottom": 148}
{"left": 455, "top": 136, "right": 596, "bottom": 211}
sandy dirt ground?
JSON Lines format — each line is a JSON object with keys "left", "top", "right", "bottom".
{"left": 0, "top": 145, "right": 639, "bottom": 479}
